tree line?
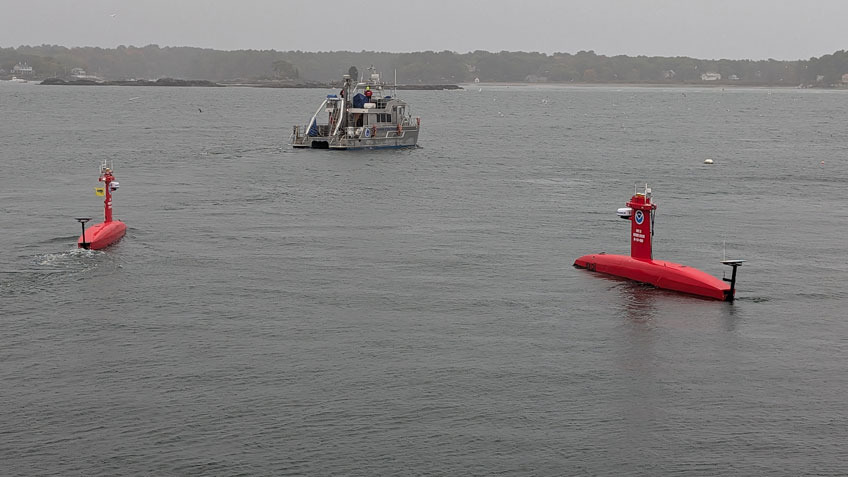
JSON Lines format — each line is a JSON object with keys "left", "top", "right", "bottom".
{"left": 3, "top": 45, "right": 848, "bottom": 87}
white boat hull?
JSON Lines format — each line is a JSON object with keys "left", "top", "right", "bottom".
{"left": 292, "top": 127, "right": 419, "bottom": 150}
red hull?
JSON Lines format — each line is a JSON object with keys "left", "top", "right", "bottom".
{"left": 78, "top": 220, "right": 126, "bottom": 250}
{"left": 574, "top": 253, "right": 732, "bottom": 301}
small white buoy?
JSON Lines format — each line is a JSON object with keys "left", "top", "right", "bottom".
{"left": 704, "top": 159, "right": 714, "bottom": 164}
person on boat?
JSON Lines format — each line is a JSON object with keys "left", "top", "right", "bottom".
{"left": 365, "top": 86, "right": 372, "bottom": 102}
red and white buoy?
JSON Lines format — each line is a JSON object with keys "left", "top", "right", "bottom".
{"left": 76, "top": 161, "right": 126, "bottom": 250}
{"left": 574, "top": 185, "right": 744, "bottom": 301}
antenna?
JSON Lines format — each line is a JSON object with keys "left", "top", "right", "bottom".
{"left": 99, "top": 159, "right": 113, "bottom": 174}
{"left": 651, "top": 203, "right": 655, "bottom": 236}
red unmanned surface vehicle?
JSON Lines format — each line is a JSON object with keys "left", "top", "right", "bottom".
{"left": 76, "top": 161, "right": 126, "bottom": 250}
{"left": 574, "top": 185, "right": 744, "bottom": 301}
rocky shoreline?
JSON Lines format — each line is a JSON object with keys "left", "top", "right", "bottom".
{"left": 41, "top": 78, "right": 222, "bottom": 87}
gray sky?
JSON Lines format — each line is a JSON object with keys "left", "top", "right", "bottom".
{"left": 2, "top": 0, "right": 845, "bottom": 60}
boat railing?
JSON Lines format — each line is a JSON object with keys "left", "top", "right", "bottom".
{"left": 293, "top": 124, "right": 334, "bottom": 142}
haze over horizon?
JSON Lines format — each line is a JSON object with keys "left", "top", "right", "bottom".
{"left": 2, "top": 0, "right": 846, "bottom": 61}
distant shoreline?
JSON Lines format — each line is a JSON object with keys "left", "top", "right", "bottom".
{"left": 9, "top": 45, "right": 848, "bottom": 90}
{"left": 40, "top": 78, "right": 223, "bottom": 87}
{"left": 465, "top": 81, "right": 836, "bottom": 90}
{"left": 38, "top": 77, "right": 464, "bottom": 90}
{"left": 235, "top": 82, "right": 463, "bottom": 90}
{"left": 33, "top": 77, "right": 847, "bottom": 90}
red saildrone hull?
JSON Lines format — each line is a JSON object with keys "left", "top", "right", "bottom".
{"left": 78, "top": 220, "right": 126, "bottom": 250}
{"left": 574, "top": 253, "right": 732, "bottom": 301}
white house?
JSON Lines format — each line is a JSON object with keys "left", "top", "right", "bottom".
{"left": 700, "top": 72, "right": 721, "bottom": 81}
{"left": 12, "top": 62, "right": 34, "bottom": 76}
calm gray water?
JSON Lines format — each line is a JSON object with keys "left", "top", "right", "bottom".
{"left": 1, "top": 82, "right": 847, "bottom": 476}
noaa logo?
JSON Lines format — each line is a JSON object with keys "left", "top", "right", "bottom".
{"left": 634, "top": 210, "right": 645, "bottom": 225}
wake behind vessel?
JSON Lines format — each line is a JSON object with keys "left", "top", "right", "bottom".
{"left": 291, "top": 67, "right": 420, "bottom": 150}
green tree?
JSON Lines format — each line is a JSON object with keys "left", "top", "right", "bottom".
{"left": 273, "top": 60, "right": 298, "bottom": 79}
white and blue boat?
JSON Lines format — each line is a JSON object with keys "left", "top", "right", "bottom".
{"left": 291, "top": 67, "right": 420, "bottom": 150}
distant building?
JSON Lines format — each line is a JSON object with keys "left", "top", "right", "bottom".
{"left": 12, "top": 62, "right": 34, "bottom": 76}
{"left": 663, "top": 69, "right": 676, "bottom": 79}
{"left": 728, "top": 74, "right": 740, "bottom": 81}
{"left": 69, "top": 67, "right": 102, "bottom": 81}
{"left": 842, "top": 73, "right": 848, "bottom": 84}
{"left": 525, "top": 75, "right": 548, "bottom": 83}
{"left": 817, "top": 75, "right": 825, "bottom": 83}
{"left": 701, "top": 72, "right": 721, "bottom": 81}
